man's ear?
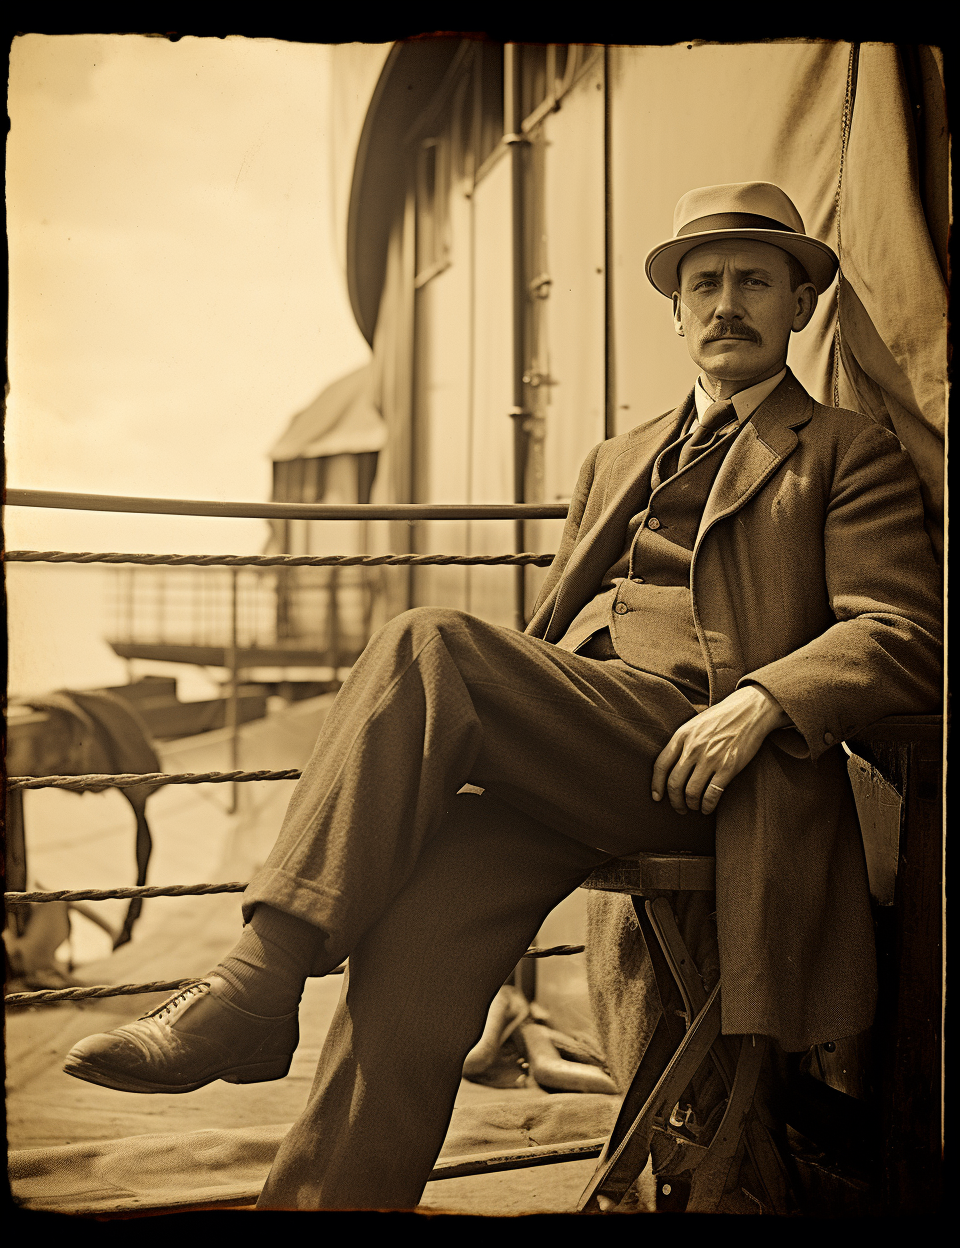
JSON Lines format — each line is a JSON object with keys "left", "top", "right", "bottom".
{"left": 672, "top": 292, "right": 684, "bottom": 336}
{"left": 792, "top": 283, "right": 818, "bottom": 333}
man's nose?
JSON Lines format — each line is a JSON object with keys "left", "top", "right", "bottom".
{"left": 714, "top": 276, "right": 745, "bottom": 320}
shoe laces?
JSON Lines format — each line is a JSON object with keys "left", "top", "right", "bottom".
{"left": 144, "top": 981, "right": 210, "bottom": 1023}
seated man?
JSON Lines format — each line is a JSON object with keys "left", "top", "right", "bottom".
{"left": 64, "top": 182, "right": 943, "bottom": 1211}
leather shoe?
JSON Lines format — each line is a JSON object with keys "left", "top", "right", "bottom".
{"left": 63, "top": 976, "right": 299, "bottom": 1094}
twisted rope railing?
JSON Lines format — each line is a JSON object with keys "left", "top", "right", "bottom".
{"left": 7, "top": 768, "right": 303, "bottom": 792}
{"left": 7, "top": 550, "right": 556, "bottom": 568}
{"left": 5, "top": 946, "right": 586, "bottom": 1006}
{"left": 8, "top": 881, "right": 249, "bottom": 904}
{"left": 4, "top": 976, "right": 345, "bottom": 1006}
{"left": 5, "top": 491, "right": 578, "bottom": 1007}
{"left": 7, "top": 872, "right": 585, "bottom": 1003}
{"left": 6, "top": 761, "right": 587, "bottom": 1007}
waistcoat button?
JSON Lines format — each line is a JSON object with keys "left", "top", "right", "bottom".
{"left": 613, "top": 603, "right": 629, "bottom": 615}
{"left": 647, "top": 517, "right": 661, "bottom": 530}
{"left": 823, "top": 732, "right": 835, "bottom": 746}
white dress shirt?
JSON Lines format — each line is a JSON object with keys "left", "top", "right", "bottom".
{"left": 694, "top": 367, "right": 787, "bottom": 425}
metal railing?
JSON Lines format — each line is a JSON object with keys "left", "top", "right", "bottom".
{"left": 6, "top": 487, "right": 569, "bottom": 521}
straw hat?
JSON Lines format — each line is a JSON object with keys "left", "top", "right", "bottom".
{"left": 645, "top": 182, "right": 839, "bottom": 296}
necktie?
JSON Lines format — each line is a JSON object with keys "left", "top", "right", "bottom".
{"left": 677, "top": 399, "right": 738, "bottom": 471}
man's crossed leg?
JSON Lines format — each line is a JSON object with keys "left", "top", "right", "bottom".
{"left": 65, "top": 607, "right": 714, "bottom": 1209}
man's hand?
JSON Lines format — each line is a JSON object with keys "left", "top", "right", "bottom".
{"left": 652, "top": 685, "right": 792, "bottom": 815}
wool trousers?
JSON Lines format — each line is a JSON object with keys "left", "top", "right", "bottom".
{"left": 241, "top": 606, "right": 714, "bottom": 1210}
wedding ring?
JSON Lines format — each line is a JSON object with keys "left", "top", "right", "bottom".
{"left": 706, "top": 782, "right": 725, "bottom": 793}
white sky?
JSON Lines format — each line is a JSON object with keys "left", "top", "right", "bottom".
{"left": 5, "top": 34, "right": 390, "bottom": 695}
{"left": 6, "top": 33, "right": 386, "bottom": 553}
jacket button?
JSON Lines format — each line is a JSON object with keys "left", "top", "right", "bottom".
{"left": 823, "top": 732, "right": 835, "bottom": 746}
{"left": 647, "top": 517, "right": 661, "bottom": 530}
{"left": 613, "top": 603, "right": 629, "bottom": 615}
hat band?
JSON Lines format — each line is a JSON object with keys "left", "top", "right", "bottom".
{"left": 676, "top": 212, "right": 797, "bottom": 238}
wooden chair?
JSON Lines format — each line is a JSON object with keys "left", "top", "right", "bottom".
{"left": 576, "top": 851, "right": 796, "bottom": 1215}
{"left": 575, "top": 713, "right": 943, "bottom": 1216}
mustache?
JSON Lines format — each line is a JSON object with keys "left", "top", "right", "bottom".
{"left": 702, "top": 323, "right": 762, "bottom": 345}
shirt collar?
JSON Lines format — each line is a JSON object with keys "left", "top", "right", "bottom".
{"left": 694, "top": 368, "right": 787, "bottom": 425}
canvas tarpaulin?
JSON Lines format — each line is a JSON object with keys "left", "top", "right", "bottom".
{"left": 610, "top": 40, "right": 946, "bottom": 556}
{"left": 269, "top": 362, "right": 385, "bottom": 464}
{"left": 9, "top": 1092, "right": 621, "bottom": 1214}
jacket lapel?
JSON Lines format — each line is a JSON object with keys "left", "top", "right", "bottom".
{"left": 542, "top": 396, "right": 693, "bottom": 640}
{"left": 696, "top": 370, "right": 813, "bottom": 546}
{"left": 538, "top": 373, "right": 814, "bottom": 642}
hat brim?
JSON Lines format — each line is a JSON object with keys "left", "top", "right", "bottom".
{"left": 645, "top": 229, "right": 839, "bottom": 297}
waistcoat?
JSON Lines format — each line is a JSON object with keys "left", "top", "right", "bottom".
{"left": 556, "top": 410, "right": 742, "bottom": 698}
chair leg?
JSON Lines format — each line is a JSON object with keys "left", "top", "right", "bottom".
{"left": 683, "top": 1034, "right": 765, "bottom": 1211}
{"left": 578, "top": 982, "right": 723, "bottom": 1211}
{"left": 580, "top": 893, "right": 717, "bottom": 1212}
{"left": 645, "top": 896, "right": 707, "bottom": 1022}
{"left": 644, "top": 896, "right": 736, "bottom": 1091}
{"left": 579, "top": 890, "right": 797, "bottom": 1215}
{"left": 740, "top": 1111, "right": 797, "bottom": 1215}
{"left": 586, "top": 1014, "right": 678, "bottom": 1170}
{"left": 682, "top": 1035, "right": 796, "bottom": 1215}
{"left": 643, "top": 894, "right": 797, "bottom": 1213}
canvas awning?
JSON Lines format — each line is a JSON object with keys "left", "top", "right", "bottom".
{"left": 346, "top": 39, "right": 465, "bottom": 344}
{"left": 269, "top": 362, "right": 385, "bottom": 463}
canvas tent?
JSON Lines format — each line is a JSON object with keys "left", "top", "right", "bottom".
{"left": 267, "top": 361, "right": 385, "bottom": 661}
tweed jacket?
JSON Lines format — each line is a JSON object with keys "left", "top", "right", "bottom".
{"left": 526, "top": 369, "right": 942, "bottom": 1050}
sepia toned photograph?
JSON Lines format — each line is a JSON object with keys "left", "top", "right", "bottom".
{"left": 4, "top": 33, "right": 946, "bottom": 1218}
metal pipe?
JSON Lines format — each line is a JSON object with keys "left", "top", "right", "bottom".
{"left": 428, "top": 1137, "right": 607, "bottom": 1182}
{"left": 505, "top": 43, "right": 531, "bottom": 631}
{"left": 125, "top": 567, "right": 135, "bottom": 644}
{"left": 6, "top": 488, "right": 567, "bottom": 522}
{"left": 604, "top": 44, "right": 617, "bottom": 442}
{"left": 226, "top": 568, "right": 240, "bottom": 814}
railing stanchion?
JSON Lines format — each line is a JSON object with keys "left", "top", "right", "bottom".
{"left": 227, "top": 568, "right": 240, "bottom": 814}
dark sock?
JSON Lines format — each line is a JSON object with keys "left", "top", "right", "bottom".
{"left": 213, "top": 905, "right": 325, "bottom": 1016}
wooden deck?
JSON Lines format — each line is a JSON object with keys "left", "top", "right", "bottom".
{"left": 5, "top": 696, "right": 624, "bottom": 1216}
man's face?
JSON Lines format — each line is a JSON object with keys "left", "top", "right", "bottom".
{"left": 671, "top": 239, "right": 816, "bottom": 389}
